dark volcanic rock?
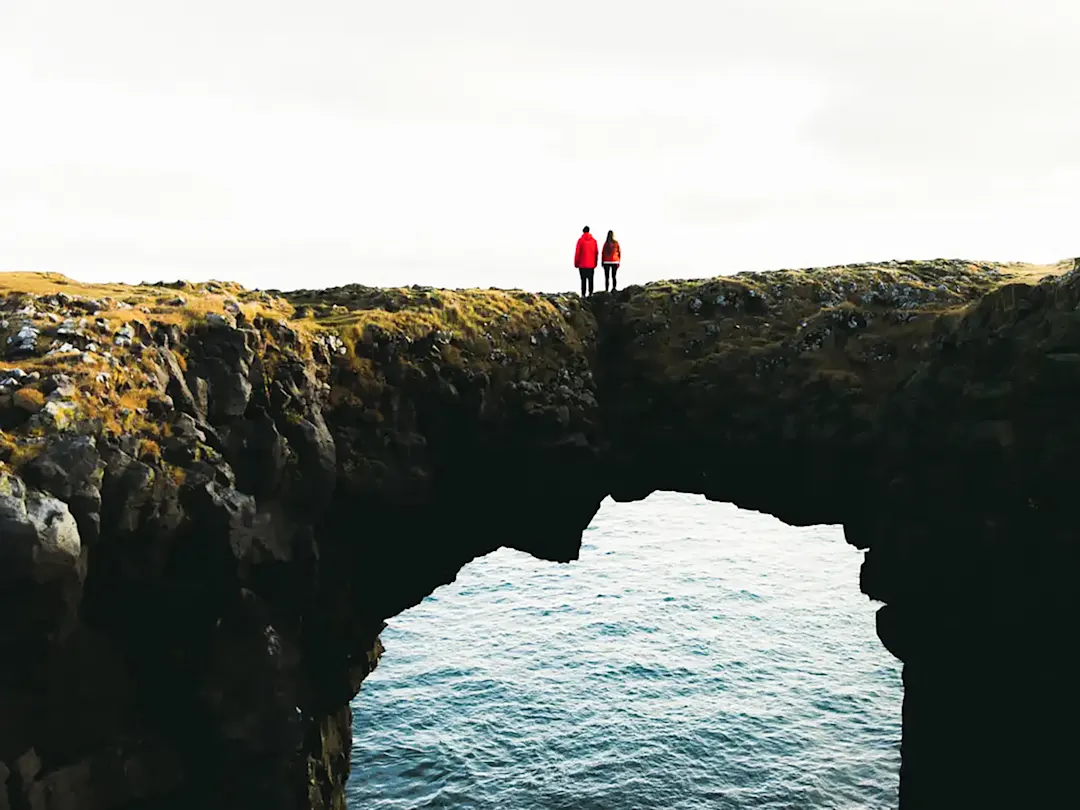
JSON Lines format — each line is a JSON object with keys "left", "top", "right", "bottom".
{"left": 19, "top": 435, "right": 104, "bottom": 545}
{"left": 0, "top": 260, "right": 1077, "bottom": 809}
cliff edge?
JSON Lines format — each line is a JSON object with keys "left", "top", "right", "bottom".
{"left": 0, "top": 258, "right": 1074, "bottom": 809}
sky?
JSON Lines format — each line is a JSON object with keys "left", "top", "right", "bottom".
{"left": 1, "top": 1, "right": 1079, "bottom": 293}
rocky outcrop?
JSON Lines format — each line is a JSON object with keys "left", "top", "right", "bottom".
{"left": 0, "top": 260, "right": 1075, "bottom": 809}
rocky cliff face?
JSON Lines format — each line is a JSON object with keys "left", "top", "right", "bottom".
{"left": 0, "top": 260, "right": 1074, "bottom": 809}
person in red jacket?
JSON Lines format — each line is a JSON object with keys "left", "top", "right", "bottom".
{"left": 574, "top": 226, "right": 599, "bottom": 297}
{"left": 602, "top": 230, "right": 621, "bottom": 292}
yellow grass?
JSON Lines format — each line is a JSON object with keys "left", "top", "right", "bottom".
{"left": 0, "top": 271, "right": 295, "bottom": 330}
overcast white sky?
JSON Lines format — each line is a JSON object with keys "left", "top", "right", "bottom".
{"left": 1, "top": 1, "right": 1079, "bottom": 292}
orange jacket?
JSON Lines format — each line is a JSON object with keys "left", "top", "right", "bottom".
{"left": 602, "top": 239, "right": 621, "bottom": 263}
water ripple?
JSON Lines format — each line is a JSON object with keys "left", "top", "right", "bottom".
{"left": 349, "top": 493, "right": 901, "bottom": 809}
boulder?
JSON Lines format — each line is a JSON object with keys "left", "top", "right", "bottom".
{"left": 30, "top": 400, "right": 79, "bottom": 432}
{"left": 12, "top": 388, "right": 45, "bottom": 414}
{"left": 20, "top": 435, "right": 105, "bottom": 545}
{"left": 0, "top": 472, "right": 83, "bottom": 586}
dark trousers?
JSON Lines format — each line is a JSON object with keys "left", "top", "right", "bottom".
{"left": 603, "top": 262, "right": 619, "bottom": 291}
{"left": 578, "top": 267, "right": 595, "bottom": 297}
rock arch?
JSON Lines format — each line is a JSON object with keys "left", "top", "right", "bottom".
{"left": 0, "top": 260, "right": 1076, "bottom": 809}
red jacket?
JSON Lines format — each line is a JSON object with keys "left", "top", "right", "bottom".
{"left": 602, "top": 240, "right": 621, "bottom": 263}
{"left": 574, "top": 233, "right": 598, "bottom": 269}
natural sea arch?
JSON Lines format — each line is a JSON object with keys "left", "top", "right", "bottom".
{"left": 3, "top": 262, "right": 1077, "bottom": 810}
{"left": 348, "top": 495, "right": 903, "bottom": 810}
{"left": 268, "top": 267, "right": 1080, "bottom": 809}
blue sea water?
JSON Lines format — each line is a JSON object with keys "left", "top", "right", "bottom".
{"left": 348, "top": 493, "right": 902, "bottom": 809}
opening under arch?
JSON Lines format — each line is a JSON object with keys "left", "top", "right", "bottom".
{"left": 349, "top": 493, "right": 901, "bottom": 809}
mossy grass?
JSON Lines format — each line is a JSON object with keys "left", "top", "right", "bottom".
{"left": 611, "top": 258, "right": 1070, "bottom": 390}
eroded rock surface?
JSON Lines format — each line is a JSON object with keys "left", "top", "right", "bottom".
{"left": 0, "top": 260, "right": 1076, "bottom": 809}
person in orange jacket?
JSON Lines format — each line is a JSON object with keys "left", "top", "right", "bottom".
{"left": 574, "top": 226, "right": 599, "bottom": 297}
{"left": 602, "top": 230, "right": 621, "bottom": 292}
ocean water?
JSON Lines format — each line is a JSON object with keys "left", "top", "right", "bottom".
{"left": 348, "top": 493, "right": 902, "bottom": 810}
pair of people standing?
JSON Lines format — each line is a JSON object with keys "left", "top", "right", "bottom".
{"left": 573, "top": 226, "right": 621, "bottom": 297}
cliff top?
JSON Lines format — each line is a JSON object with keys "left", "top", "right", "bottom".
{"left": 0, "top": 258, "right": 1071, "bottom": 472}
{"left": 1, "top": 257, "right": 1065, "bottom": 341}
